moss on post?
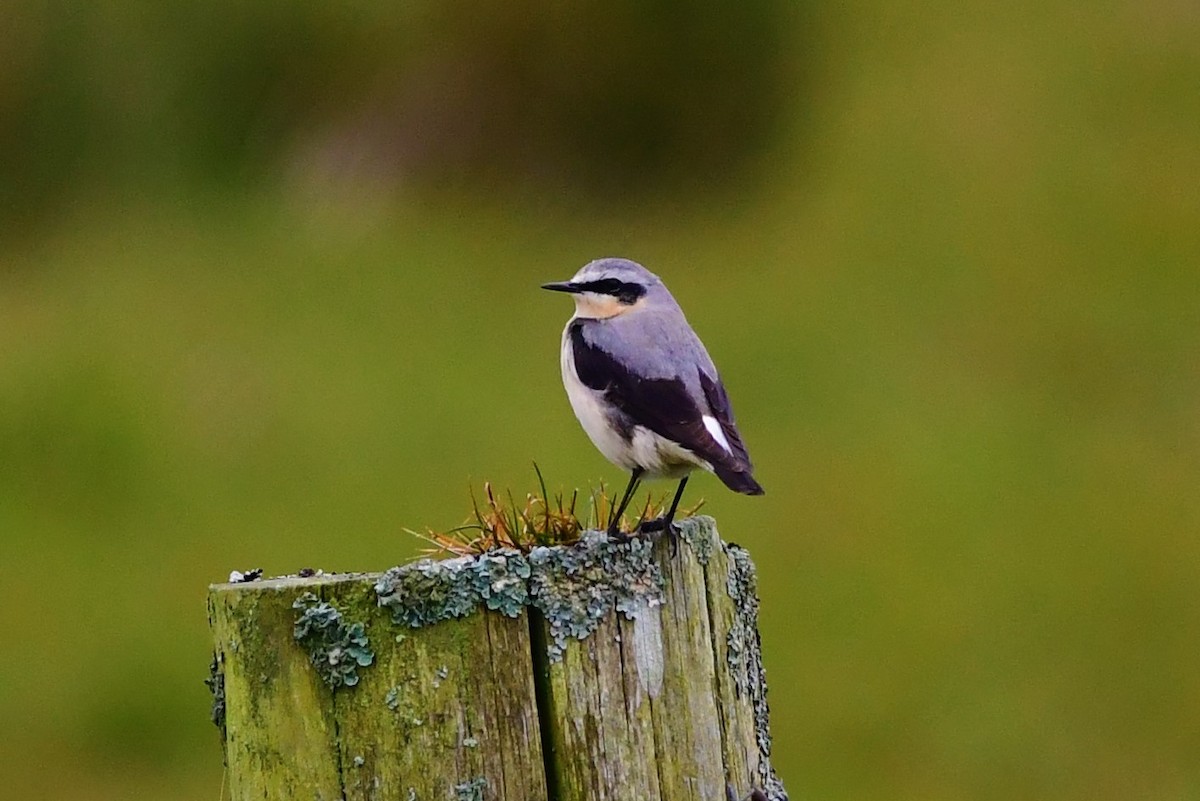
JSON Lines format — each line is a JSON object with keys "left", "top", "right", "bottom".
{"left": 207, "top": 516, "right": 786, "bottom": 800}
{"left": 208, "top": 575, "right": 348, "bottom": 800}
{"left": 209, "top": 564, "right": 547, "bottom": 801}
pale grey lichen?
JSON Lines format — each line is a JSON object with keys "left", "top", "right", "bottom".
{"left": 528, "top": 530, "right": 664, "bottom": 661}
{"left": 454, "top": 777, "right": 487, "bottom": 801}
{"left": 384, "top": 686, "right": 401, "bottom": 711}
{"left": 375, "top": 549, "right": 530, "bottom": 627}
{"left": 725, "top": 547, "right": 757, "bottom": 697}
{"left": 760, "top": 777, "right": 790, "bottom": 801}
{"left": 677, "top": 516, "right": 717, "bottom": 565}
{"left": 292, "top": 592, "right": 375, "bottom": 691}
{"left": 205, "top": 652, "right": 226, "bottom": 739}
{"left": 725, "top": 544, "right": 787, "bottom": 798}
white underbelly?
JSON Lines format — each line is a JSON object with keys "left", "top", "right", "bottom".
{"left": 560, "top": 327, "right": 709, "bottom": 478}
{"left": 628, "top": 426, "right": 708, "bottom": 478}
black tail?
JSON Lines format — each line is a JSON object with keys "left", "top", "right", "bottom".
{"left": 716, "top": 467, "right": 764, "bottom": 496}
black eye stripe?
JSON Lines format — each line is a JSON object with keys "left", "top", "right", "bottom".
{"left": 574, "top": 279, "right": 646, "bottom": 303}
{"left": 575, "top": 279, "right": 621, "bottom": 293}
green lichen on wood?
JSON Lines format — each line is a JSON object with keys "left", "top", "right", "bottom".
{"left": 211, "top": 573, "right": 546, "bottom": 801}
{"left": 645, "top": 519, "right": 727, "bottom": 799}
{"left": 324, "top": 576, "right": 547, "bottom": 801}
{"left": 375, "top": 549, "right": 530, "bottom": 627}
{"left": 292, "top": 592, "right": 375, "bottom": 690}
{"left": 725, "top": 547, "right": 757, "bottom": 697}
{"left": 690, "top": 527, "right": 764, "bottom": 797}
{"left": 534, "top": 516, "right": 789, "bottom": 800}
{"left": 207, "top": 515, "right": 786, "bottom": 800}
{"left": 677, "top": 517, "right": 716, "bottom": 565}
{"left": 209, "top": 577, "right": 346, "bottom": 799}
{"left": 535, "top": 518, "right": 726, "bottom": 800}
{"left": 528, "top": 529, "right": 664, "bottom": 661}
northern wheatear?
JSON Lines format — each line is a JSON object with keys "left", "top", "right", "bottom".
{"left": 543, "top": 257, "right": 763, "bottom": 536}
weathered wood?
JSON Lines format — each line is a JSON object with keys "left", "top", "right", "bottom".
{"left": 209, "top": 565, "right": 547, "bottom": 801}
{"left": 700, "top": 525, "right": 785, "bottom": 797}
{"left": 207, "top": 516, "right": 786, "bottom": 801}
{"left": 533, "top": 517, "right": 785, "bottom": 800}
{"left": 209, "top": 575, "right": 345, "bottom": 800}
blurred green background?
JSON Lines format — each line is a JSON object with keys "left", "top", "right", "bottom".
{"left": 2, "top": 1, "right": 1198, "bottom": 799}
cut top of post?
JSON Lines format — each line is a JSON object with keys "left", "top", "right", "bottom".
{"left": 207, "top": 516, "right": 788, "bottom": 801}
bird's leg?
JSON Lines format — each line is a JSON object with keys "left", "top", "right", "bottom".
{"left": 663, "top": 475, "right": 688, "bottom": 529}
{"left": 663, "top": 476, "right": 689, "bottom": 551}
{"left": 638, "top": 476, "right": 689, "bottom": 553}
{"left": 607, "top": 468, "right": 643, "bottom": 538}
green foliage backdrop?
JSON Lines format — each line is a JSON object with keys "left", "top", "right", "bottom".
{"left": 1, "top": 2, "right": 1198, "bottom": 799}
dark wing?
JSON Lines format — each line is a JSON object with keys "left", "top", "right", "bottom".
{"left": 570, "top": 322, "right": 763, "bottom": 494}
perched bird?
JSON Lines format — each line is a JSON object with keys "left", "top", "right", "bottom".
{"left": 543, "top": 257, "right": 763, "bottom": 537}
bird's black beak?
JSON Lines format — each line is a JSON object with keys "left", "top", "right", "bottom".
{"left": 541, "top": 281, "right": 581, "bottom": 293}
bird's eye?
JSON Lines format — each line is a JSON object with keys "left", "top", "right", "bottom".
{"left": 577, "top": 277, "right": 644, "bottom": 303}
{"left": 577, "top": 278, "right": 619, "bottom": 295}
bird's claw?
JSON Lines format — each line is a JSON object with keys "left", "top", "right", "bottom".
{"left": 636, "top": 517, "right": 680, "bottom": 554}
{"left": 607, "top": 526, "right": 633, "bottom": 543}
{"left": 636, "top": 518, "right": 665, "bottom": 533}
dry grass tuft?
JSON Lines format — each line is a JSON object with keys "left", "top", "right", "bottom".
{"left": 406, "top": 464, "right": 703, "bottom": 558}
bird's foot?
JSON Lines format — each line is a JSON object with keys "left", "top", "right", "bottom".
{"left": 606, "top": 525, "right": 633, "bottom": 543}
{"left": 637, "top": 517, "right": 680, "bottom": 554}
{"left": 637, "top": 517, "right": 665, "bottom": 533}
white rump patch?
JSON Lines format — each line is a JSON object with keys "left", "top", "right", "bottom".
{"left": 703, "top": 414, "right": 733, "bottom": 454}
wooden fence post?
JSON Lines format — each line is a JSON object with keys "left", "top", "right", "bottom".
{"left": 207, "top": 516, "right": 788, "bottom": 800}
